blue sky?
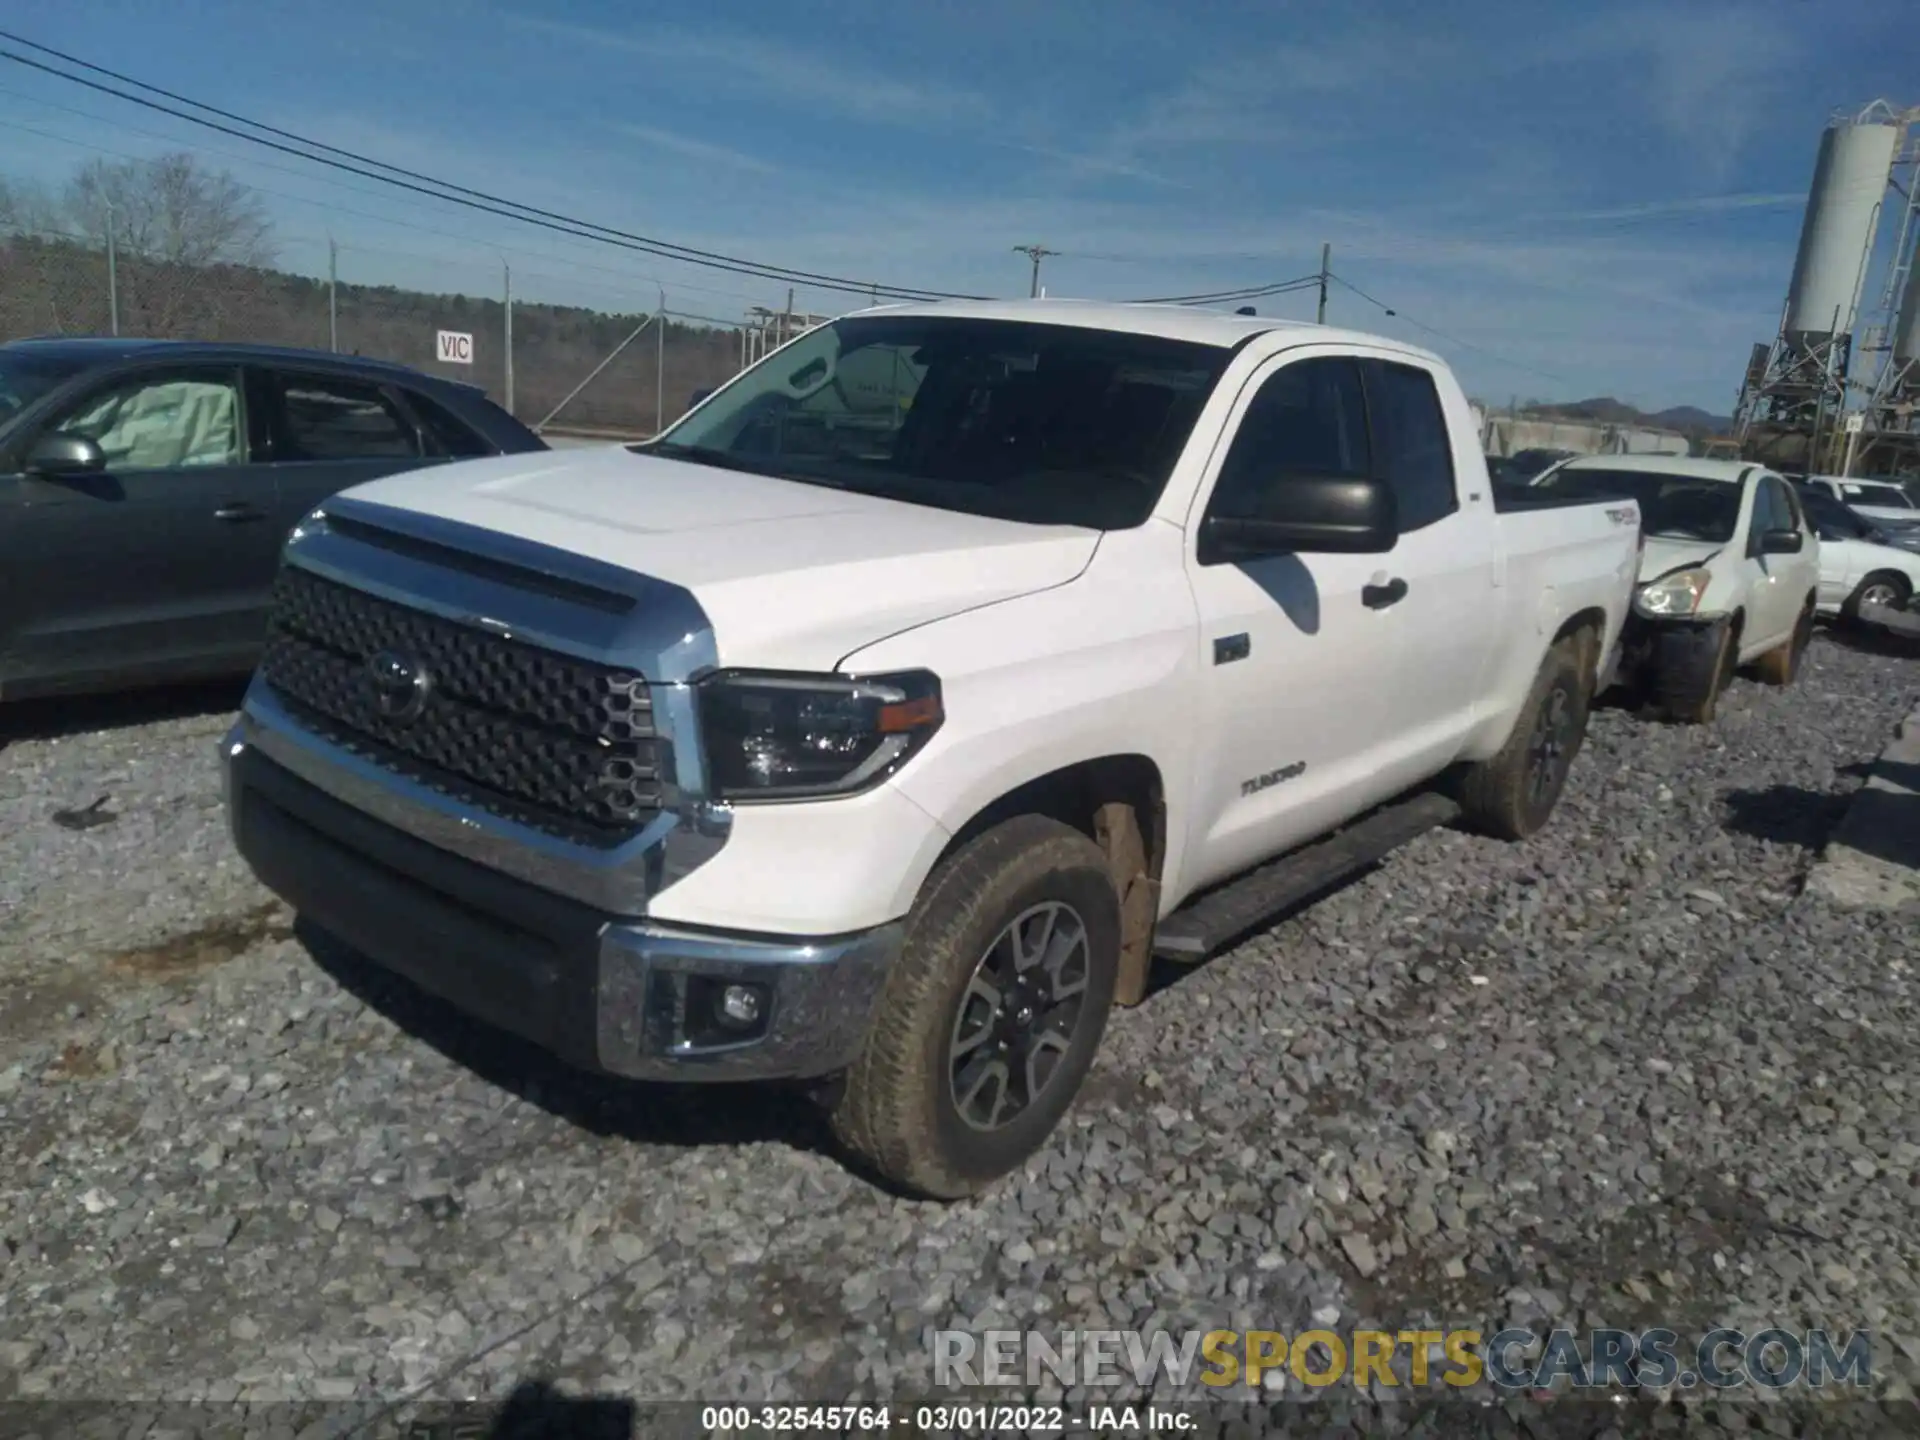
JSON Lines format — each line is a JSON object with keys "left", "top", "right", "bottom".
{"left": 2, "top": 0, "right": 1916, "bottom": 411}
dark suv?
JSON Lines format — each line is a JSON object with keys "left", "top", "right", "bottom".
{"left": 0, "top": 338, "right": 546, "bottom": 701}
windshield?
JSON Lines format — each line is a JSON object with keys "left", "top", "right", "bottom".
{"left": 1839, "top": 480, "right": 1915, "bottom": 510}
{"left": 645, "top": 315, "right": 1233, "bottom": 529}
{"left": 1533, "top": 466, "right": 1743, "bottom": 543}
{"left": 0, "top": 352, "right": 85, "bottom": 423}
{"left": 1800, "top": 490, "right": 1875, "bottom": 541}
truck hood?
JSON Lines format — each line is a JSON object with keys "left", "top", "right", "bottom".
{"left": 1636, "top": 534, "right": 1723, "bottom": 583}
{"left": 336, "top": 448, "right": 1101, "bottom": 669}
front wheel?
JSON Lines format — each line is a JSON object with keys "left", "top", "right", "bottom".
{"left": 830, "top": 815, "right": 1120, "bottom": 1199}
{"left": 1753, "top": 602, "right": 1813, "bottom": 687}
{"left": 1842, "top": 572, "right": 1912, "bottom": 624}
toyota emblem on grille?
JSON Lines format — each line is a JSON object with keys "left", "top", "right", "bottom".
{"left": 366, "top": 648, "right": 431, "bottom": 723}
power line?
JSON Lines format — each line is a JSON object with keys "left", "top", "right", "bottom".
{"left": 1130, "top": 274, "right": 1322, "bottom": 306}
{"left": 1325, "top": 272, "right": 1570, "bottom": 385}
{"left": 1012, "top": 244, "right": 1057, "bottom": 299}
{"left": 0, "top": 32, "right": 987, "bottom": 303}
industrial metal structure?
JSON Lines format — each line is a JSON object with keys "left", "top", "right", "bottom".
{"left": 1736, "top": 101, "right": 1920, "bottom": 479}
{"left": 738, "top": 297, "right": 831, "bottom": 369}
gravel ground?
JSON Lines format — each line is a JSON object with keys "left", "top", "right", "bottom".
{"left": 2, "top": 634, "right": 1919, "bottom": 1432}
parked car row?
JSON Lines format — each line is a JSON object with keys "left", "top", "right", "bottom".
{"left": 8, "top": 308, "right": 1910, "bottom": 1200}
{"left": 0, "top": 338, "right": 546, "bottom": 702}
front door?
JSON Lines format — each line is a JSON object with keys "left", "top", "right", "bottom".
{"left": 1744, "top": 473, "right": 1811, "bottom": 651}
{"left": 1182, "top": 351, "right": 1412, "bottom": 893}
{"left": 0, "top": 364, "right": 282, "bottom": 692}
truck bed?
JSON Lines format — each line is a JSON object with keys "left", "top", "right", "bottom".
{"left": 1491, "top": 477, "right": 1636, "bottom": 514}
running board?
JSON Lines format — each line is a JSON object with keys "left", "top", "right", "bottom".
{"left": 1151, "top": 790, "right": 1462, "bottom": 961}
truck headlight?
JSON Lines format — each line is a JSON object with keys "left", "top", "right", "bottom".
{"left": 695, "top": 669, "right": 943, "bottom": 802}
{"left": 1635, "top": 567, "right": 1713, "bottom": 619}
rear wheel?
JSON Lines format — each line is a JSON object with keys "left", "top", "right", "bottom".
{"left": 1657, "top": 617, "right": 1736, "bottom": 725}
{"left": 830, "top": 815, "right": 1120, "bottom": 1199}
{"left": 1455, "top": 633, "right": 1592, "bottom": 841}
{"left": 1753, "top": 601, "right": 1813, "bottom": 687}
{"left": 1842, "top": 571, "right": 1911, "bottom": 624}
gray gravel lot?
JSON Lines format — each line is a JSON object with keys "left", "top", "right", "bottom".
{"left": 2, "top": 635, "right": 1918, "bottom": 1428}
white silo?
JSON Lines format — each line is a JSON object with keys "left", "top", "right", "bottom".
{"left": 1784, "top": 116, "right": 1901, "bottom": 343}
{"left": 1893, "top": 236, "right": 1920, "bottom": 365}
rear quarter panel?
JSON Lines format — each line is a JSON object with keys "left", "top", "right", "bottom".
{"left": 1460, "top": 499, "right": 1640, "bottom": 762}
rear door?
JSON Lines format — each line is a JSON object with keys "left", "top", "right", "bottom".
{"left": 0, "top": 362, "right": 281, "bottom": 691}
{"left": 254, "top": 366, "right": 433, "bottom": 533}
{"left": 1354, "top": 355, "right": 1500, "bottom": 782}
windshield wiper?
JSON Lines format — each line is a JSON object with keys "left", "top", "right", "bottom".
{"left": 637, "top": 441, "right": 772, "bottom": 474}
{"left": 638, "top": 441, "right": 867, "bottom": 493}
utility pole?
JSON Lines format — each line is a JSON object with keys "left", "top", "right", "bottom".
{"left": 1013, "top": 244, "right": 1057, "bottom": 299}
{"left": 1316, "top": 242, "right": 1331, "bottom": 324}
{"left": 655, "top": 287, "right": 665, "bottom": 436}
{"left": 328, "top": 237, "right": 339, "bottom": 352}
{"left": 502, "top": 261, "right": 514, "bottom": 415}
{"left": 783, "top": 287, "right": 795, "bottom": 347}
{"left": 105, "top": 199, "right": 119, "bottom": 336}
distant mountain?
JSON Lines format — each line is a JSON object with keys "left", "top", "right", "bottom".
{"left": 1648, "top": 405, "right": 1734, "bottom": 434}
{"left": 1504, "top": 396, "right": 1733, "bottom": 436}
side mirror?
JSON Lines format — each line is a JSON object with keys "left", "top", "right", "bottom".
{"left": 1200, "top": 474, "right": 1398, "bottom": 563}
{"left": 24, "top": 433, "right": 107, "bottom": 478}
{"left": 1758, "top": 527, "right": 1804, "bottom": 555}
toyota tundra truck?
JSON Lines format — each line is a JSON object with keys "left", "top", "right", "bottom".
{"left": 221, "top": 301, "right": 1642, "bottom": 1198}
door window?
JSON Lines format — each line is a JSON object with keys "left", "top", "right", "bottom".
{"left": 1361, "top": 360, "right": 1458, "bottom": 532}
{"left": 407, "top": 392, "right": 495, "bottom": 458}
{"left": 1209, "top": 358, "right": 1370, "bottom": 523}
{"left": 1748, "top": 477, "right": 1782, "bottom": 540}
{"left": 271, "top": 373, "right": 420, "bottom": 461}
{"left": 1763, "top": 477, "right": 1802, "bottom": 533}
{"left": 54, "top": 373, "right": 243, "bottom": 470}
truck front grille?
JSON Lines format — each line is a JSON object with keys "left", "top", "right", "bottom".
{"left": 258, "top": 566, "right": 662, "bottom": 845}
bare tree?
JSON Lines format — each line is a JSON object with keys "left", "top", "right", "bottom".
{"left": 55, "top": 153, "right": 277, "bottom": 337}
{"left": 0, "top": 175, "right": 62, "bottom": 237}
{"left": 64, "top": 153, "right": 275, "bottom": 268}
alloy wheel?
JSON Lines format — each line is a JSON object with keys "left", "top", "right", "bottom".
{"left": 947, "top": 902, "right": 1092, "bottom": 1132}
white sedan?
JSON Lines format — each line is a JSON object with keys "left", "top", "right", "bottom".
{"left": 1530, "top": 456, "right": 1820, "bottom": 723}
{"left": 1797, "top": 486, "right": 1920, "bottom": 619}
{"left": 1801, "top": 474, "right": 1920, "bottom": 536}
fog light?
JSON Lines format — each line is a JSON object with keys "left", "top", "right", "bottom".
{"left": 719, "top": 983, "right": 763, "bottom": 1027}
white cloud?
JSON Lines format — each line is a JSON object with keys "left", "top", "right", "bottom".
{"left": 612, "top": 124, "right": 778, "bottom": 176}
{"left": 496, "top": 11, "right": 990, "bottom": 127}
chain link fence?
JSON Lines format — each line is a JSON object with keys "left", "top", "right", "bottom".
{"left": 0, "top": 224, "right": 760, "bottom": 436}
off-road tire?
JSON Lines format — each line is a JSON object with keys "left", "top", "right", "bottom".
{"left": 1657, "top": 616, "right": 1736, "bottom": 725}
{"left": 1841, "top": 571, "right": 1912, "bottom": 625}
{"left": 1753, "top": 601, "right": 1814, "bottom": 687}
{"left": 830, "top": 815, "right": 1120, "bottom": 1200}
{"left": 1454, "top": 633, "right": 1592, "bottom": 841}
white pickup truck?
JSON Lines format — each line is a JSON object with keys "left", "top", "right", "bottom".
{"left": 222, "top": 301, "right": 1642, "bottom": 1197}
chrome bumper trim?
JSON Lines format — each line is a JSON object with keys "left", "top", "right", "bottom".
{"left": 597, "top": 921, "right": 902, "bottom": 1080}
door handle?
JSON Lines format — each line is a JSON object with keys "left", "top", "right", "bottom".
{"left": 1362, "top": 577, "right": 1409, "bottom": 609}
{"left": 213, "top": 502, "right": 266, "bottom": 523}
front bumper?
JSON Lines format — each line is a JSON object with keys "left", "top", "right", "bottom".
{"left": 223, "top": 731, "right": 900, "bottom": 1082}
{"left": 1616, "top": 612, "right": 1727, "bottom": 687}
